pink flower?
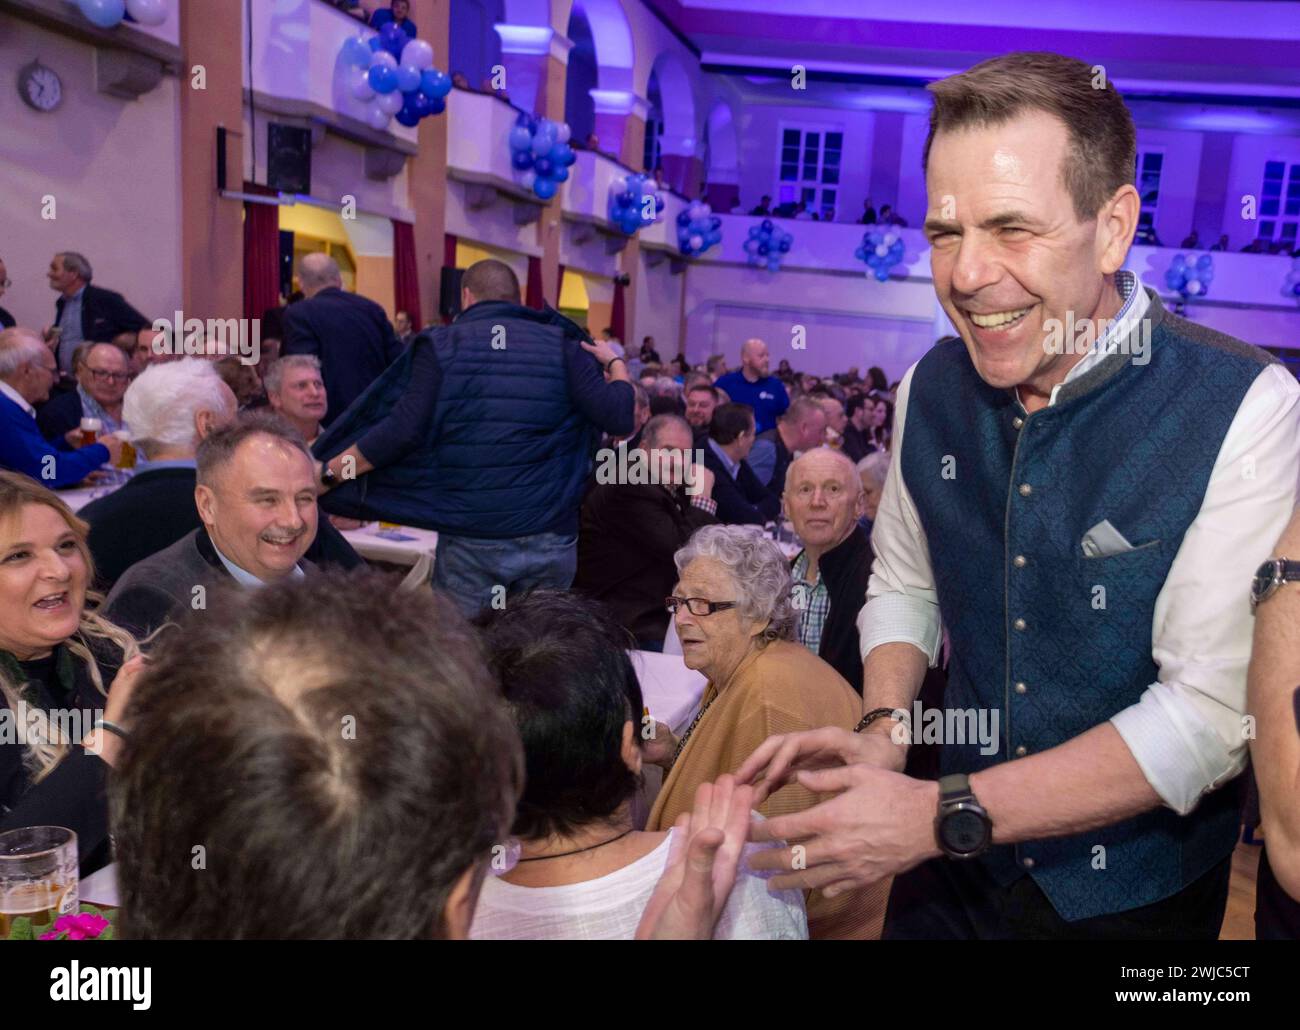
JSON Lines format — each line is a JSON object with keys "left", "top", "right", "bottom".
{"left": 40, "top": 913, "right": 110, "bottom": 940}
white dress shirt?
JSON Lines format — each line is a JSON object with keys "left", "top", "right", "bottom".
{"left": 0, "top": 380, "right": 35, "bottom": 418}
{"left": 857, "top": 274, "right": 1300, "bottom": 814}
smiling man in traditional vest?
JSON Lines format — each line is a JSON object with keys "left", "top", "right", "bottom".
{"left": 738, "top": 50, "right": 1300, "bottom": 940}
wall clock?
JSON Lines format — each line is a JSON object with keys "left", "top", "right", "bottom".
{"left": 18, "top": 60, "right": 62, "bottom": 113}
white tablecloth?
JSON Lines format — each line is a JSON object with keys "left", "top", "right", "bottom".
{"left": 631, "top": 649, "right": 707, "bottom": 737}
{"left": 55, "top": 486, "right": 101, "bottom": 513}
{"left": 339, "top": 523, "right": 439, "bottom": 589}
{"left": 80, "top": 862, "right": 120, "bottom": 907}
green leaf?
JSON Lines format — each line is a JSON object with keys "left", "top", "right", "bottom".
{"left": 6, "top": 916, "right": 35, "bottom": 941}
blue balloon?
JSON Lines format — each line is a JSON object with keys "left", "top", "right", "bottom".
{"left": 875, "top": 268, "right": 890, "bottom": 282}
{"left": 758, "top": 243, "right": 770, "bottom": 256}
{"left": 426, "top": 96, "right": 446, "bottom": 116}
{"left": 761, "top": 219, "right": 773, "bottom": 232}
{"left": 410, "top": 91, "right": 434, "bottom": 118}
{"left": 509, "top": 125, "right": 532, "bottom": 151}
{"left": 78, "top": 0, "right": 125, "bottom": 27}
{"left": 779, "top": 238, "right": 791, "bottom": 253}
{"left": 396, "top": 106, "right": 421, "bottom": 127}
{"left": 343, "top": 37, "right": 372, "bottom": 67}
{"left": 534, "top": 177, "right": 558, "bottom": 200}
{"left": 534, "top": 157, "right": 553, "bottom": 177}
{"left": 1199, "top": 266, "right": 1214, "bottom": 282}
{"left": 421, "top": 69, "right": 453, "bottom": 99}
{"left": 558, "top": 146, "right": 577, "bottom": 167}
{"left": 553, "top": 165, "right": 569, "bottom": 183}
{"left": 1172, "top": 253, "right": 1187, "bottom": 269}
{"left": 511, "top": 150, "right": 535, "bottom": 170}
{"left": 369, "top": 36, "right": 385, "bottom": 53}
{"left": 748, "top": 226, "right": 761, "bottom": 238}
{"left": 395, "top": 65, "right": 421, "bottom": 93}
{"left": 1197, "top": 254, "right": 1213, "bottom": 269}
{"left": 768, "top": 259, "right": 781, "bottom": 272}
{"left": 677, "top": 211, "right": 691, "bottom": 227}
{"left": 368, "top": 65, "right": 399, "bottom": 94}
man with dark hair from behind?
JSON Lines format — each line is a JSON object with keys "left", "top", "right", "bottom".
{"left": 701, "top": 402, "right": 780, "bottom": 526}
{"left": 314, "top": 258, "right": 634, "bottom": 616}
{"left": 110, "top": 570, "right": 756, "bottom": 939}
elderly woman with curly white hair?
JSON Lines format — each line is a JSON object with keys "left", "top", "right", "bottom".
{"left": 646, "top": 524, "right": 888, "bottom": 939}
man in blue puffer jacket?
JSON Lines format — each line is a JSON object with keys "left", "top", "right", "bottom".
{"left": 312, "top": 259, "right": 634, "bottom": 615}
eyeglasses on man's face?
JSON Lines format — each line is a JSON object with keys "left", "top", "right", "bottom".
{"left": 665, "top": 595, "right": 738, "bottom": 617}
{"left": 87, "top": 368, "right": 134, "bottom": 384}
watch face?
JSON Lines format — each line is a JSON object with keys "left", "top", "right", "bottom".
{"left": 942, "top": 807, "right": 990, "bottom": 856}
{"left": 1253, "top": 560, "right": 1280, "bottom": 604}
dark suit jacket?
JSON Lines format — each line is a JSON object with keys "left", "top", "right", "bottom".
{"left": 702, "top": 442, "right": 780, "bottom": 526}
{"left": 103, "top": 526, "right": 323, "bottom": 639}
{"left": 0, "top": 305, "right": 14, "bottom": 329}
{"left": 575, "top": 482, "right": 717, "bottom": 644}
{"left": 35, "top": 388, "right": 84, "bottom": 443}
{"left": 754, "top": 427, "right": 795, "bottom": 496}
{"left": 796, "top": 525, "right": 873, "bottom": 693}
{"left": 841, "top": 424, "right": 874, "bottom": 464}
{"left": 55, "top": 284, "right": 149, "bottom": 343}
{"left": 81, "top": 465, "right": 363, "bottom": 592}
{"left": 282, "top": 287, "right": 403, "bottom": 426}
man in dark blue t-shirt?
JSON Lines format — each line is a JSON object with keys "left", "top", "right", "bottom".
{"left": 713, "top": 338, "right": 789, "bottom": 434}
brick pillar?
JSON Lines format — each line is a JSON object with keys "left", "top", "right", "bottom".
{"left": 179, "top": 0, "right": 244, "bottom": 320}
{"left": 410, "top": 0, "right": 448, "bottom": 325}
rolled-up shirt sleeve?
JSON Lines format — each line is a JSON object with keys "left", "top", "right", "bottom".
{"left": 856, "top": 363, "right": 944, "bottom": 666}
{"left": 1111, "top": 363, "right": 1300, "bottom": 814}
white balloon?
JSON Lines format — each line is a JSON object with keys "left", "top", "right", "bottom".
{"left": 883, "top": 232, "right": 897, "bottom": 245}
{"left": 689, "top": 234, "right": 704, "bottom": 249}
{"left": 370, "top": 50, "right": 398, "bottom": 69}
{"left": 401, "top": 38, "right": 435, "bottom": 70}
{"left": 350, "top": 71, "right": 375, "bottom": 101}
{"left": 519, "top": 170, "right": 537, "bottom": 190}
{"left": 366, "top": 106, "right": 392, "bottom": 131}
{"left": 701, "top": 203, "right": 712, "bottom": 216}
{"left": 126, "top": 0, "right": 167, "bottom": 26}
{"left": 377, "top": 90, "right": 403, "bottom": 115}
{"left": 876, "top": 244, "right": 889, "bottom": 257}
{"left": 555, "top": 122, "right": 571, "bottom": 144}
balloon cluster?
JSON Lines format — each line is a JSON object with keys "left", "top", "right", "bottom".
{"left": 676, "top": 201, "right": 722, "bottom": 256}
{"left": 76, "top": 0, "right": 167, "bottom": 28}
{"left": 340, "top": 30, "right": 451, "bottom": 131}
{"left": 855, "top": 229, "right": 906, "bottom": 282}
{"left": 1281, "top": 256, "right": 1300, "bottom": 303}
{"left": 608, "top": 173, "right": 665, "bottom": 235}
{"left": 744, "top": 220, "right": 793, "bottom": 272}
{"left": 1165, "top": 253, "right": 1214, "bottom": 299}
{"left": 508, "top": 115, "right": 577, "bottom": 201}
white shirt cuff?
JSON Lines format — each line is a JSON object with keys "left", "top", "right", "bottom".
{"left": 1109, "top": 681, "right": 1247, "bottom": 816}
{"left": 857, "top": 592, "right": 943, "bottom": 666}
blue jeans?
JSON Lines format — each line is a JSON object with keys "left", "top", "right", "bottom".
{"left": 433, "top": 531, "right": 577, "bottom": 617}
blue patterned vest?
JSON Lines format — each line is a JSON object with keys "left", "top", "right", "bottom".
{"left": 901, "top": 291, "right": 1269, "bottom": 920}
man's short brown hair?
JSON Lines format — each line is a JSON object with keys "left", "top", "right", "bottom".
{"left": 922, "top": 51, "right": 1136, "bottom": 222}
{"left": 461, "top": 259, "right": 520, "bottom": 303}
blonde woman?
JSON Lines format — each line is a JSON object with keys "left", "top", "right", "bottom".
{"left": 0, "top": 471, "right": 145, "bottom": 869}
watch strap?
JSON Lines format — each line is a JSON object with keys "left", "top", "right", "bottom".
{"left": 938, "top": 773, "right": 971, "bottom": 805}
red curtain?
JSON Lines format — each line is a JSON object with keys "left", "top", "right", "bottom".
{"left": 526, "top": 255, "right": 544, "bottom": 309}
{"left": 392, "top": 219, "right": 421, "bottom": 329}
{"left": 242, "top": 195, "right": 280, "bottom": 321}
{"left": 611, "top": 275, "right": 626, "bottom": 342}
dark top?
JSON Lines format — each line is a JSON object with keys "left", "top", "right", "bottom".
{"left": 701, "top": 442, "right": 780, "bottom": 526}
{"left": 35, "top": 388, "right": 85, "bottom": 443}
{"left": 841, "top": 424, "right": 874, "bottom": 464}
{"left": 754, "top": 426, "right": 796, "bottom": 497}
{"left": 0, "top": 643, "right": 122, "bottom": 873}
{"left": 0, "top": 305, "right": 14, "bottom": 329}
{"left": 1257, "top": 845, "right": 1300, "bottom": 940}
{"left": 54, "top": 283, "right": 149, "bottom": 344}
{"left": 575, "top": 482, "right": 717, "bottom": 644}
{"left": 796, "top": 525, "right": 873, "bottom": 693}
{"left": 80, "top": 465, "right": 361, "bottom": 592}
{"left": 282, "top": 286, "right": 403, "bottom": 427}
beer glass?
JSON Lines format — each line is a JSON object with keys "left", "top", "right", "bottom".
{"left": 0, "top": 826, "right": 79, "bottom": 936}
{"left": 79, "top": 417, "right": 102, "bottom": 448}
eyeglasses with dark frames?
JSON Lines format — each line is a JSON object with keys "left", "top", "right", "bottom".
{"left": 665, "top": 596, "right": 738, "bottom": 617}
{"left": 87, "top": 368, "right": 135, "bottom": 384}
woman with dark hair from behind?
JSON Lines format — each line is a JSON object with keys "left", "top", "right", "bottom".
{"left": 470, "top": 590, "right": 807, "bottom": 939}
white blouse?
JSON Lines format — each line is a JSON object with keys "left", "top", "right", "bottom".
{"left": 469, "top": 829, "right": 808, "bottom": 940}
